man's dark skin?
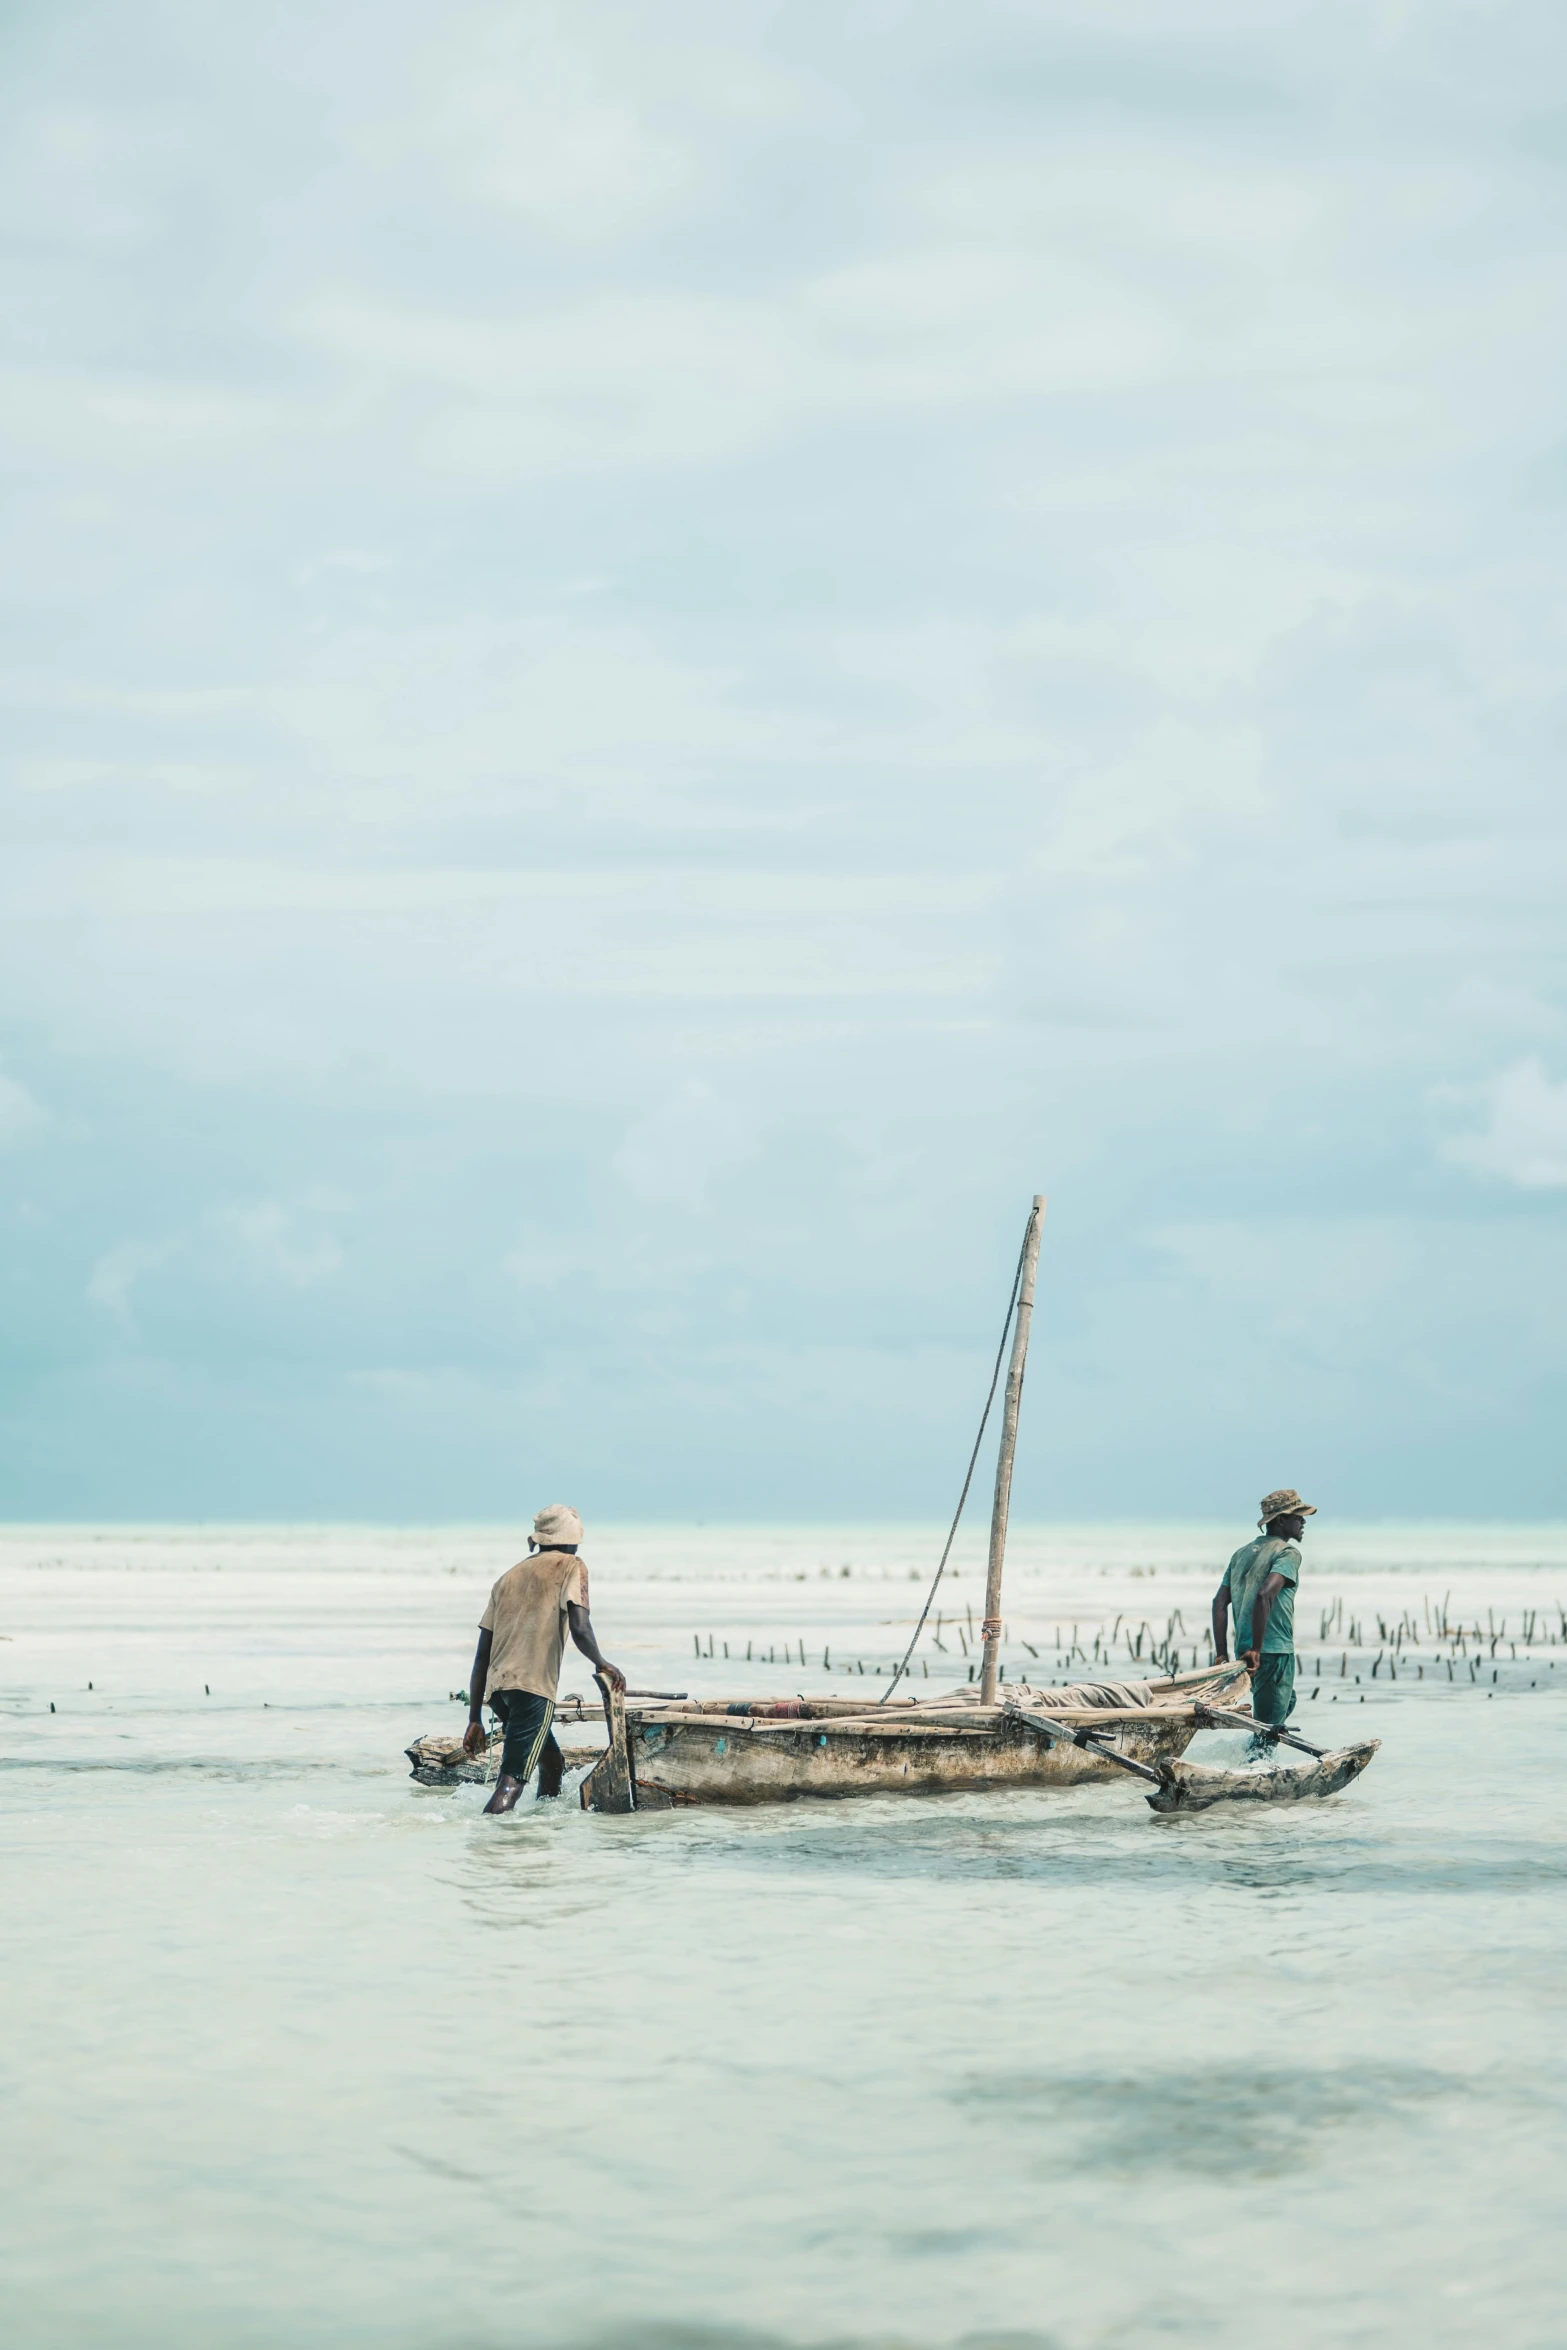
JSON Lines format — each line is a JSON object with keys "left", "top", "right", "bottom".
{"left": 462, "top": 1541, "right": 625, "bottom": 1814}
{"left": 1212, "top": 1510, "right": 1307, "bottom": 1673}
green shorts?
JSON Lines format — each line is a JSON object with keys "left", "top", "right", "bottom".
{"left": 1251, "top": 1652, "right": 1296, "bottom": 1726}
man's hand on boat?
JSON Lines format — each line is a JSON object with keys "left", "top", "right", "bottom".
{"left": 568, "top": 1600, "right": 625, "bottom": 1693}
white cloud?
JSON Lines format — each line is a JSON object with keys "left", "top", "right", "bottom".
{"left": 1038, "top": 717, "right": 1269, "bottom": 882}
{"left": 0, "top": 1067, "right": 46, "bottom": 1148}
{"left": 1442, "top": 1059, "right": 1567, "bottom": 1190}
{"left": 217, "top": 1202, "right": 345, "bottom": 1286}
{"left": 87, "top": 1239, "right": 172, "bottom": 1316}
{"left": 614, "top": 1080, "right": 758, "bottom": 1209}
{"left": 368, "top": 2, "right": 810, "bottom": 247}
{"left": 1450, "top": 976, "right": 1559, "bottom": 1033}
{"left": 503, "top": 1235, "right": 603, "bottom": 1292}
{"left": 415, "top": 22, "right": 697, "bottom": 243}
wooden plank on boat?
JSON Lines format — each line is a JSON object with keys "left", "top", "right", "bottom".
{"left": 625, "top": 1711, "right": 966, "bottom": 1739}
{"left": 558, "top": 1687, "right": 687, "bottom": 1721}
{"left": 745, "top": 1718, "right": 991, "bottom": 1739}
{"left": 628, "top": 1697, "right": 1227, "bottom": 1733}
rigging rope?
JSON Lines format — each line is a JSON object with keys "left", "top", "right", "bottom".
{"left": 878, "top": 1227, "right": 1027, "bottom": 1702}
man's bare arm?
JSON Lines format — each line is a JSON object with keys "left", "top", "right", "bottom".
{"left": 1242, "top": 1571, "right": 1288, "bottom": 1669}
{"left": 462, "top": 1628, "right": 493, "bottom": 1757}
{"left": 568, "top": 1600, "right": 625, "bottom": 1692}
{"left": 1212, "top": 1584, "right": 1231, "bottom": 1663}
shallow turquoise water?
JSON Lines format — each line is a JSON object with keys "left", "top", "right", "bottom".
{"left": 3, "top": 1524, "right": 1565, "bottom": 2349}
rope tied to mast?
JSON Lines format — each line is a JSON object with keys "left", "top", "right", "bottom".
{"left": 878, "top": 1225, "right": 1028, "bottom": 1703}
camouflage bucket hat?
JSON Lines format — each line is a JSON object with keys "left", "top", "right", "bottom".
{"left": 1258, "top": 1488, "right": 1316, "bottom": 1529}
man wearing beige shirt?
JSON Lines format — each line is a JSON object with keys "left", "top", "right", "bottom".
{"left": 461, "top": 1504, "right": 625, "bottom": 1814}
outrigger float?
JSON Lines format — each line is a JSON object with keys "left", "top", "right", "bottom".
{"left": 407, "top": 1198, "right": 1379, "bottom": 1819}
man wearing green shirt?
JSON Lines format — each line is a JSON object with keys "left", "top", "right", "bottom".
{"left": 1213, "top": 1488, "right": 1316, "bottom": 1732}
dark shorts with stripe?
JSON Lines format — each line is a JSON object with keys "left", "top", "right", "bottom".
{"left": 489, "top": 1689, "right": 562, "bottom": 1784}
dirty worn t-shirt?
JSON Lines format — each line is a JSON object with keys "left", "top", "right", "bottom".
{"left": 479, "top": 1550, "right": 587, "bottom": 1701}
{"left": 1223, "top": 1535, "right": 1300, "bottom": 1657}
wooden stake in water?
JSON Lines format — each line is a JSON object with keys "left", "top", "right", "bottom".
{"left": 980, "top": 1195, "right": 1046, "bottom": 1706}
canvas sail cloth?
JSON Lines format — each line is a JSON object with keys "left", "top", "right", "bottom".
{"left": 957, "top": 1676, "right": 1165, "bottom": 1711}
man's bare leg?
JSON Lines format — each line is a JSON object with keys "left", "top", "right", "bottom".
{"left": 481, "top": 1710, "right": 561, "bottom": 1811}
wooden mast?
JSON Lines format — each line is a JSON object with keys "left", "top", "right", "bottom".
{"left": 979, "top": 1195, "right": 1046, "bottom": 1706}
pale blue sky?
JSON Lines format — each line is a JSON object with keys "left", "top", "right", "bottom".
{"left": 3, "top": 0, "right": 1566, "bottom": 1518}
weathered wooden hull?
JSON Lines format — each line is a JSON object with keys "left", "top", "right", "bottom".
{"left": 623, "top": 1709, "right": 1203, "bottom": 1806}
{"left": 405, "top": 1722, "right": 1205, "bottom": 1805}
{"left": 597, "top": 1666, "right": 1254, "bottom": 1807}
{"left": 1145, "top": 1740, "right": 1379, "bottom": 1814}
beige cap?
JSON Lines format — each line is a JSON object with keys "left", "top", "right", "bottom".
{"left": 533, "top": 1503, "right": 583, "bottom": 1548}
{"left": 1258, "top": 1488, "right": 1316, "bottom": 1529}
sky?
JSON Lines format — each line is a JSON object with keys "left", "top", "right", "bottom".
{"left": 2, "top": 0, "right": 1566, "bottom": 1522}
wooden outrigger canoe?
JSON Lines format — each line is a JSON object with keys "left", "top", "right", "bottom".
{"left": 406, "top": 1197, "right": 1379, "bottom": 1818}
{"left": 405, "top": 1667, "right": 1378, "bottom": 1814}
{"left": 407, "top": 1662, "right": 1257, "bottom": 1806}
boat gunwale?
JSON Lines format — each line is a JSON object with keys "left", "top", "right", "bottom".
{"left": 631, "top": 1704, "right": 1229, "bottom": 1741}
